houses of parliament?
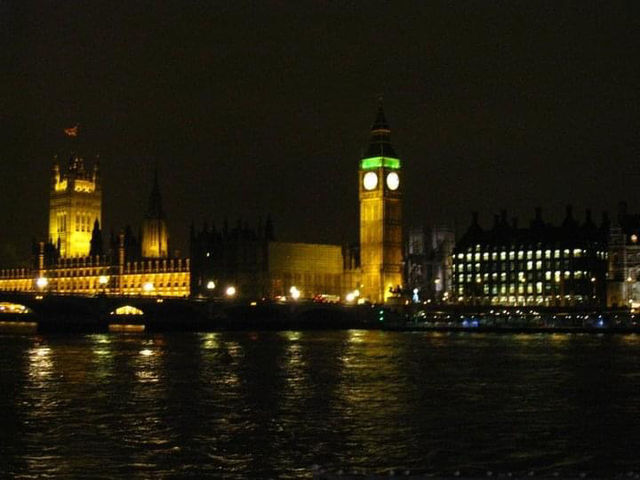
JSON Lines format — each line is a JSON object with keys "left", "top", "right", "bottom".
{"left": 0, "top": 106, "right": 405, "bottom": 304}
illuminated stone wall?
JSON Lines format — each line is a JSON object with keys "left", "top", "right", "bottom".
{"left": 118, "top": 259, "right": 189, "bottom": 297}
{"left": 0, "top": 258, "right": 189, "bottom": 298}
{"left": 267, "top": 242, "right": 346, "bottom": 298}
{"left": 0, "top": 269, "right": 35, "bottom": 292}
{"left": 141, "top": 218, "right": 169, "bottom": 258}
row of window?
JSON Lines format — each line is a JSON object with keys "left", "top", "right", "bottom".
{"left": 457, "top": 282, "right": 597, "bottom": 295}
{"left": 456, "top": 295, "right": 593, "bottom": 304}
{"left": 454, "top": 261, "right": 601, "bottom": 273}
{"left": 455, "top": 249, "right": 607, "bottom": 261}
{"left": 456, "top": 270, "right": 597, "bottom": 283}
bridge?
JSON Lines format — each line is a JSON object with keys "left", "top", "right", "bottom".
{"left": 0, "top": 292, "right": 385, "bottom": 333}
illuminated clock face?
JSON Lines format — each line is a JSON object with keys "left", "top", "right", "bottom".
{"left": 386, "top": 172, "right": 400, "bottom": 190}
{"left": 363, "top": 171, "right": 378, "bottom": 190}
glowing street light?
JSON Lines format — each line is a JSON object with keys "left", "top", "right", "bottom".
{"left": 206, "top": 280, "right": 216, "bottom": 290}
{"left": 289, "top": 286, "right": 301, "bottom": 300}
{"left": 225, "top": 286, "right": 236, "bottom": 297}
{"left": 36, "top": 277, "right": 48, "bottom": 289}
{"left": 143, "top": 281, "right": 154, "bottom": 293}
{"left": 99, "top": 275, "right": 109, "bottom": 285}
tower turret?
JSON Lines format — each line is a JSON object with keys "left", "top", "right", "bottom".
{"left": 141, "top": 168, "right": 169, "bottom": 258}
{"left": 49, "top": 151, "right": 102, "bottom": 258}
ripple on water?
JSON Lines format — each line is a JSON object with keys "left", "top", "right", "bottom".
{"left": 1, "top": 331, "right": 639, "bottom": 477}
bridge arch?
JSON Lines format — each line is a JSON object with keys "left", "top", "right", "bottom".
{"left": 110, "top": 305, "right": 144, "bottom": 316}
{"left": 0, "top": 301, "right": 34, "bottom": 314}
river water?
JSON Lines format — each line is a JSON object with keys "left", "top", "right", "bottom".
{"left": 1, "top": 330, "right": 639, "bottom": 478}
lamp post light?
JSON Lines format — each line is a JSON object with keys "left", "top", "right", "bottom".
{"left": 289, "top": 286, "right": 301, "bottom": 301}
{"left": 225, "top": 286, "right": 236, "bottom": 298}
{"left": 98, "top": 275, "right": 109, "bottom": 296}
{"left": 143, "top": 281, "right": 154, "bottom": 294}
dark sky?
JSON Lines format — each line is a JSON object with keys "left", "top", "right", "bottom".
{"left": 1, "top": 1, "right": 639, "bottom": 262}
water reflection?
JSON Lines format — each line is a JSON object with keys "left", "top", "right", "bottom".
{"left": 2, "top": 331, "right": 640, "bottom": 477}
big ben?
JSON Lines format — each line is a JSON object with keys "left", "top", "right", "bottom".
{"left": 359, "top": 104, "right": 403, "bottom": 303}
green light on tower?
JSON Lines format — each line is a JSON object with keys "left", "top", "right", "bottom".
{"left": 360, "top": 156, "right": 401, "bottom": 170}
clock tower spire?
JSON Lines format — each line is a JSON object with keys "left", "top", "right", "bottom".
{"left": 359, "top": 103, "right": 403, "bottom": 303}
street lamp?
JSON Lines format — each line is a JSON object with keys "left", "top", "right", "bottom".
{"left": 289, "top": 286, "right": 301, "bottom": 300}
{"left": 225, "top": 286, "right": 236, "bottom": 297}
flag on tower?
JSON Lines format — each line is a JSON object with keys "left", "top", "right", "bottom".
{"left": 64, "top": 125, "right": 79, "bottom": 137}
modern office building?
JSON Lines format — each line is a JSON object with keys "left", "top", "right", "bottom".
{"left": 452, "top": 207, "right": 608, "bottom": 307}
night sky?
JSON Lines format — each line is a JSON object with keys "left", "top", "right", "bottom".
{"left": 1, "top": 1, "right": 638, "bottom": 264}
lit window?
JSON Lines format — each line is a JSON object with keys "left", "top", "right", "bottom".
{"left": 527, "top": 251, "right": 533, "bottom": 259}
{"left": 554, "top": 250, "right": 560, "bottom": 258}
{"left": 545, "top": 250, "right": 551, "bottom": 259}
{"left": 517, "top": 251, "right": 524, "bottom": 260}
{"left": 536, "top": 250, "right": 542, "bottom": 259}
{"left": 536, "top": 282, "right": 542, "bottom": 294}
{"left": 500, "top": 252, "right": 506, "bottom": 260}
{"left": 492, "top": 252, "right": 498, "bottom": 260}
{"left": 545, "top": 271, "right": 552, "bottom": 280}
{"left": 474, "top": 253, "right": 480, "bottom": 261}
{"left": 564, "top": 271, "right": 570, "bottom": 279}
{"left": 573, "top": 249, "right": 582, "bottom": 257}
{"left": 483, "top": 252, "right": 489, "bottom": 261}
{"left": 466, "top": 253, "right": 472, "bottom": 261}
{"left": 564, "top": 249, "right": 570, "bottom": 256}
{"left": 527, "top": 261, "right": 533, "bottom": 270}
{"left": 536, "top": 261, "right": 542, "bottom": 270}
{"left": 509, "top": 251, "right": 515, "bottom": 260}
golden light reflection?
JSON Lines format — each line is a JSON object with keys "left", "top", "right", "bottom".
{"left": 0, "top": 321, "right": 38, "bottom": 334}
{"left": 347, "top": 329, "right": 366, "bottom": 344}
{"left": 29, "top": 345, "right": 53, "bottom": 378}
{"left": 284, "top": 331, "right": 301, "bottom": 342}
{"left": 135, "top": 343, "right": 162, "bottom": 384}
{"left": 550, "top": 333, "right": 570, "bottom": 342}
{"left": 621, "top": 333, "right": 640, "bottom": 344}
{"left": 202, "top": 333, "right": 220, "bottom": 350}
{"left": 109, "top": 323, "right": 145, "bottom": 333}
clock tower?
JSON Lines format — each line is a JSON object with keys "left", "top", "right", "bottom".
{"left": 359, "top": 104, "right": 403, "bottom": 303}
